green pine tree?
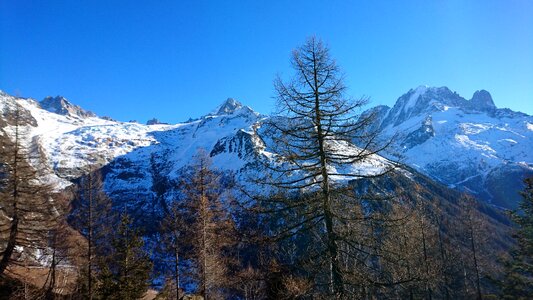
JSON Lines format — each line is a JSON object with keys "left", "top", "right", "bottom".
{"left": 501, "top": 176, "right": 533, "bottom": 299}
{"left": 97, "top": 213, "right": 153, "bottom": 300}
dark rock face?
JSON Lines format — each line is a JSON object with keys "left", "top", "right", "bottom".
{"left": 400, "top": 116, "right": 435, "bottom": 150}
{"left": 40, "top": 96, "right": 96, "bottom": 118}
{"left": 470, "top": 90, "right": 496, "bottom": 112}
{"left": 210, "top": 130, "right": 256, "bottom": 160}
{"left": 146, "top": 118, "right": 161, "bottom": 125}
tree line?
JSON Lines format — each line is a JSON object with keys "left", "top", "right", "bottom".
{"left": 0, "top": 37, "right": 531, "bottom": 299}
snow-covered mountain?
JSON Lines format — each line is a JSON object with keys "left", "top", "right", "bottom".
{"left": 0, "top": 91, "right": 388, "bottom": 204}
{"left": 369, "top": 86, "right": 533, "bottom": 208}
{"left": 0, "top": 92, "right": 258, "bottom": 186}
{"left": 1, "top": 87, "right": 531, "bottom": 210}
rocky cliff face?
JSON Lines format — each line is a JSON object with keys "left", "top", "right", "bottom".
{"left": 40, "top": 96, "right": 96, "bottom": 119}
{"left": 470, "top": 90, "right": 496, "bottom": 112}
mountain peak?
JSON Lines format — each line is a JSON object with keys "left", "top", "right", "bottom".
{"left": 398, "top": 86, "right": 456, "bottom": 112}
{"left": 411, "top": 86, "right": 455, "bottom": 97}
{"left": 216, "top": 98, "right": 243, "bottom": 115}
{"left": 40, "top": 96, "right": 96, "bottom": 118}
{"left": 470, "top": 90, "right": 496, "bottom": 111}
{"left": 412, "top": 85, "right": 429, "bottom": 93}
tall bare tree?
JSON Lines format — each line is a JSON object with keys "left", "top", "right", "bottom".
{"left": 43, "top": 216, "right": 75, "bottom": 300}
{"left": 258, "top": 36, "right": 394, "bottom": 298}
{"left": 69, "top": 170, "right": 114, "bottom": 299}
{"left": 182, "top": 150, "right": 236, "bottom": 300}
{"left": 457, "top": 195, "right": 487, "bottom": 300}
{"left": 160, "top": 198, "right": 187, "bottom": 300}
{"left": 0, "top": 104, "right": 57, "bottom": 277}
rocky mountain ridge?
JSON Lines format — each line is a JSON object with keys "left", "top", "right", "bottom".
{"left": 1, "top": 87, "right": 531, "bottom": 208}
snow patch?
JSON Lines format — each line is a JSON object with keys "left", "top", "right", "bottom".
{"left": 498, "top": 139, "right": 517, "bottom": 144}
{"left": 455, "top": 134, "right": 496, "bottom": 153}
{"left": 460, "top": 123, "right": 491, "bottom": 135}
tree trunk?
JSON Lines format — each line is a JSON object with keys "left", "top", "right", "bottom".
{"left": 469, "top": 217, "right": 482, "bottom": 300}
{"left": 175, "top": 240, "right": 180, "bottom": 300}
{"left": 436, "top": 216, "right": 450, "bottom": 300}
{"left": 0, "top": 215, "right": 18, "bottom": 275}
{"left": 421, "top": 221, "right": 432, "bottom": 300}
{"left": 312, "top": 52, "right": 342, "bottom": 297}
{"left": 200, "top": 169, "right": 208, "bottom": 300}
{"left": 0, "top": 123, "right": 20, "bottom": 276}
{"left": 46, "top": 239, "right": 57, "bottom": 300}
{"left": 88, "top": 172, "right": 93, "bottom": 300}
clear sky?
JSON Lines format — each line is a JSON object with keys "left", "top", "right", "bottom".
{"left": 1, "top": 1, "right": 532, "bottom": 123}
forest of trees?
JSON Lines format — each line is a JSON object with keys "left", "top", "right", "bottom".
{"left": 0, "top": 37, "right": 531, "bottom": 299}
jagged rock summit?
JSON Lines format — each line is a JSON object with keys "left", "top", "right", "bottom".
{"left": 208, "top": 97, "right": 258, "bottom": 118}
{"left": 40, "top": 95, "right": 96, "bottom": 118}
{"left": 470, "top": 90, "right": 496, "bottom": 111}
{"left": 216, "top": 98, "right": 243, "bottom": 115}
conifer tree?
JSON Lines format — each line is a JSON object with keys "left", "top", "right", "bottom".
{"left": 501, "top": 176, "right": 533, "bottom": 298}
{"left": 97, "top": 213, "right": 152, "bottom": 300}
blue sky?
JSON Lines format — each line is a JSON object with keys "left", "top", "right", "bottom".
{"left": 1, "top": 1, "right": 532, "bottom": 123}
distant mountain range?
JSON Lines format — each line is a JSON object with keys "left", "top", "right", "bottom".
{"left": 1, "top": 87, "right": 531, "bottom": 209}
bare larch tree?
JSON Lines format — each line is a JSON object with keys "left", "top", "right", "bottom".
{"left": 259, "top": 36, "right": 394, "bottom": 298}
{"left": 69, "top": 170, "right": 114, "bottom": 299}
{"left": 0, "top": 104, "right": 57, "bottom": 278}
{"left": 182, "top": 150, "right": 236, "bottom": 300}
